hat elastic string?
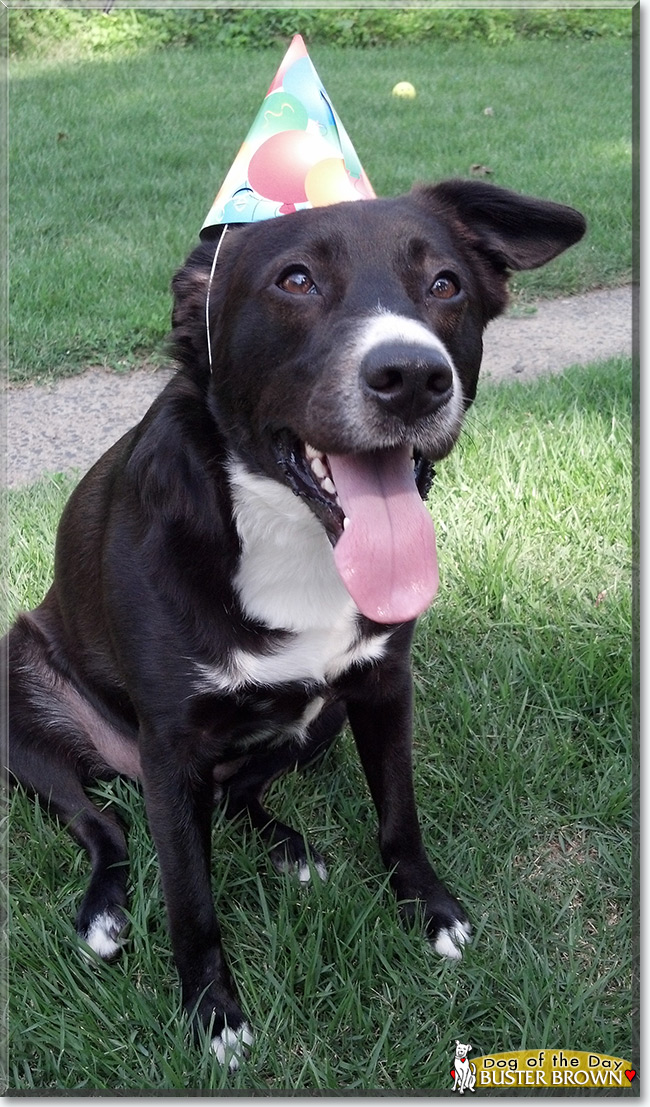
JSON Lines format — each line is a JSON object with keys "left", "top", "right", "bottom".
{"left": 205, "top": 223, "right": 229, "bottom": 374}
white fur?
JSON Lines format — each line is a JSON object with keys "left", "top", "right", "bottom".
{"left": 299, "top": 696, "right": 326, "bottom": 729}
{"left": 434, "top": 920, "right": 472, "bottom": 960}
{"left": 82, "top": 910, "right": 124, "bottom": 960}
{"left": 228, "top": 461, "right": 355, "bottom": 634}
{"left": 273, "top": 854, "right": 328, "bottom": 883}
{"left": 297, "top": 859, "right": 328, "bottom": 884}
{"left": 194, "top": 464, "right": 390, "bottom": 694}
{"left": 349, "top": 309, "right": 464, "bottom": 450}
{"left": 211, "top": 1022, "right": 254, "bottom": 1070}
{"left": 352, "top": 308, "right": 455, "bottom": 361}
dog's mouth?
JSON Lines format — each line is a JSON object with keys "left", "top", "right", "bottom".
{"left": 274, "top": 433, "right": 439, "bottom": 624}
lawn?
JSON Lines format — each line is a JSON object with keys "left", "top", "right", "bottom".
{"left": 6, "top": 356, "right": 635, "bottom": 1092}
{"left": 9, "top": 36, "right": 633, "bottom": 381}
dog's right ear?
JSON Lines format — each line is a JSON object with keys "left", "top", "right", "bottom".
{"left": 170, "top": 233, "right": 241, "bottom": 375}
{"left": 170, "top": 243, "right": 218, "bottom": 374}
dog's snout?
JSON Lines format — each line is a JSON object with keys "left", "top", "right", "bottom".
{"left": 360, "top": 341, "right": 454, "bottom": 422}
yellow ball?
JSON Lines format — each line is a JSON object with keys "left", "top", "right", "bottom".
{"left": 392, "top": 81, "right": 416, "bottom": 99}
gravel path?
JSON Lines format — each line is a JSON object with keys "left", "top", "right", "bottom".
{"left": 5, "top": 285, "right": 633, "bottom": 489}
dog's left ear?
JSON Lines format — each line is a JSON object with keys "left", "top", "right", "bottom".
{"left": 413, "top": 178, "right": 586, "bottom": 273}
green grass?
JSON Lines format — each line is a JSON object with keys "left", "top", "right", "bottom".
{"left": 6, "top": 357, "right": 635, "bottom": 1091}
{"left": 10, "top": 37, "right": 633, "bottom": 382}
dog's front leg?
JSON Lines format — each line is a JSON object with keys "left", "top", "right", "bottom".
{"left": 346, "top": 670, "right": 471, "bottom": 960}
{"left": 139, "top": 738, "right": 253, "bottom": 1068}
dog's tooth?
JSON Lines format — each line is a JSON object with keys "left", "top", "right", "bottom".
{"left": 321, "top": 477, "right": 336, "bottom": 496}
{"left": 343, "top": 516, "right": 350, "bottom": 530}
{"left": 311, "top": 457, "right": 328, "bottom": 480}
{"left": 305, "top": 443, "right": 320, "bottom": 461}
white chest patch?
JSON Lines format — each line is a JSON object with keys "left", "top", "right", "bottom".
{"left": 195, "top": 462, "right": 390, "bottom": 692}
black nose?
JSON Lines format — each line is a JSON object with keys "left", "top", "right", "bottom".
{"left": 360, "top": 341, "right": 454, "bottom": 423}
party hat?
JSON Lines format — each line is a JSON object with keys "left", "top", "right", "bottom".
{"left": 200, "top": 34, "right": 375, "bottom": 238}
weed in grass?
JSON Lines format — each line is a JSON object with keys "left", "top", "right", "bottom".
{"left": 6, "top": 358, "right": 634, "bottom": 1090}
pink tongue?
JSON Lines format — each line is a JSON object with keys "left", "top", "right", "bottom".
{"left": 328, "top": 446, "right": 439, "bottom": 624}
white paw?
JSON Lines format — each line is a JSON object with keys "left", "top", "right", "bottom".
{"left": 297, "top": 858, "right": 328, "bottom": 885}
{"left": 273, "top": 854, "right": 328, "bottom": 884}
{"left": 211, "top": 1022, "right": 254, "bottom": 1071}
{"left": 434, "top": 920, "right": 472, "bottom": 960}
{"left": 80, "top": 909, "right": 126, "bottom": 961}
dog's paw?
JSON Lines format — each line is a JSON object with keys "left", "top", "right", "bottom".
{"left": 399, "top": 882, "right": 472, "bottom": 960}
{"left": 297, "top": 858, "right": 328, "bottom": 884}
{"left": 433, "top": 918, "right": 472, "bottom": 960}
{"left": 211, "top": 1022, "right": 254, "bottom": 1071}
{"left": 424, "top": 899, "right": 472, "bottom": 961}
{"left": 287, "top": 855, "right": 328, "bottom": 885}
{"left": 78, "top": 907, "right": 128, "bottom": 962}
{"left": 269, "top": 841, "right": 328, "bottom": 885}
{"left": 272, "top": 852, "right": 328, "bottom": 884}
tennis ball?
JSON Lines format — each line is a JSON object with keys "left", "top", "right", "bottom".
{"left": 392, "top": 81, "right": 416, "bottom": 99}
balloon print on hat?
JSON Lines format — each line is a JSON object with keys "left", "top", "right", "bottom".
{"left": 200, "top": 34, "right": 375, "bottom": 238}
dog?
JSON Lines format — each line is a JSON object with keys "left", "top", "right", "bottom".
{"left": 452, "top": 1041, "right": 477, "bottom": 1094}
{"left": 5, "top": 179, "right": 585, "bottom": 1068}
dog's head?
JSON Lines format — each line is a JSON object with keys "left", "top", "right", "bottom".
{"left": 171, "top": 179, "right": 585, "bottom": 622}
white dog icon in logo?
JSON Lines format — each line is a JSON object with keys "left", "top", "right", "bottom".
{"left": 451, "top": 1041, "right": 476, "bottom": 1094}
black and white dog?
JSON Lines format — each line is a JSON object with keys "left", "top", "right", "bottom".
{"left": 6, "top": 179, "right": 585, "bottom": 1067}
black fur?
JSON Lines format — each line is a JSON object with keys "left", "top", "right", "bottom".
{"left": 5, "top": 180, "right": 585, "bottom": 1061}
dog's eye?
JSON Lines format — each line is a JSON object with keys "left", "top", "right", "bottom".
{"left": 430, "top": 273, "right": 461, "bottom": 300}
{"left": 278, "top": 269, "right": 319, "bottom": 296}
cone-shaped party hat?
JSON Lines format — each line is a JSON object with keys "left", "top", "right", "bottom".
{"left": 200, "top": 34, "right": 375, "bottom": 238}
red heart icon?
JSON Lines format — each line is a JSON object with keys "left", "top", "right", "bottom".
{"left": 451, "top": 1070, "right": 455, "bottom": 1080}
{"left": 625, "top": 1070, "right": 636, "bottom": 1082}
